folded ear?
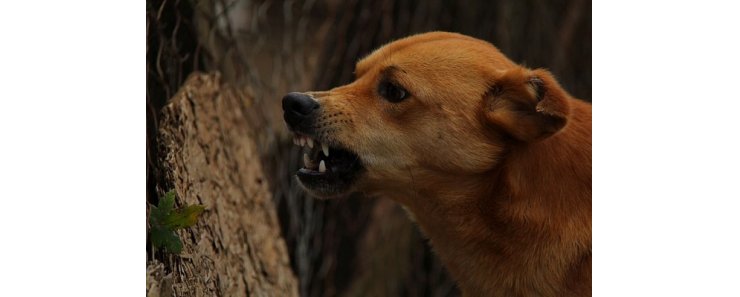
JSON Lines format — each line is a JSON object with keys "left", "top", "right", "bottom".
{"left": 483, "top": 68, "right": 571, "bottom": 142}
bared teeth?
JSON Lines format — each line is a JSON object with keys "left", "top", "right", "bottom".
{"left": 293, "top": 134, "right": 319, "bottom": 149}
{"left": 322, "top": 143, "right": 329, "bottom": 157}
{"left": 319, "top": 160, "right": 326, "bottom": 173}
{"left": 303, "top": 153, "right": 309, "bottom": 167}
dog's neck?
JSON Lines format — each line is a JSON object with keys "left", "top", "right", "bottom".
{"left": 389, "top": 103, "right": 592, "bottom": 296}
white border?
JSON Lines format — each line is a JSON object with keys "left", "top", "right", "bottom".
{"left": 0, "top": 1, "right": 141, "bottom": 296}
{"left": 595, "top": 1, "right": 740, "bottom": 296}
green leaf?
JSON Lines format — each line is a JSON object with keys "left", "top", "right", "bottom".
{"left": 163, "top": 205, "right": 205, "bottom": 229}
{"left": 150, "top": 226, "right": 183, "bottom": 253}
{"left": 152, "top": 191, "right": 175, "bottom": 217}
{"left": 148, "top": 190, "right": 204, "bottom": 254}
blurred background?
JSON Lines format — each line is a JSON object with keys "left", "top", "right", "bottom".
{"left": 147, "top": 0, "right": 591, "bottom": 296}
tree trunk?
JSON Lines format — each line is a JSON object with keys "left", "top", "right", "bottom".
{"left": 146, "top": 72, "right": 298, "bottom": 297}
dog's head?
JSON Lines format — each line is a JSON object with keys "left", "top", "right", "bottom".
{"left": 283, "top": 32, "right": 571, "bottom": 198}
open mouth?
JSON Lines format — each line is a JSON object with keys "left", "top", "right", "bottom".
{"left": 291, "top": 133, "right": 364, "bottom": 197}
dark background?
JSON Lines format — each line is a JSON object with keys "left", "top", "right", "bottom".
{"left": 147, "top": 0, "right": 591, "bottom": 296}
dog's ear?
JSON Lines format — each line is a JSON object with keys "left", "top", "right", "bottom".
{"left": 483, "top": 68, "right": 571, "bottom": 142}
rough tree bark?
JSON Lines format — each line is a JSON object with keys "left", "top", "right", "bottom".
{"left": 146, "top": 72, "right": 298, "bottom": 297}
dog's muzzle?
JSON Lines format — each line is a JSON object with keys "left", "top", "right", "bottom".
{"left": 281, "top": 91, "right": 364, "bottom": 198}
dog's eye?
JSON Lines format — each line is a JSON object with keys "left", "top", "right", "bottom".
{"left": 378, "top": 80, "right": 409, "bottom": 103}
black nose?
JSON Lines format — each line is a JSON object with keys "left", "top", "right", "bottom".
{"left": 282, "top": 92, "right": 319, "bottom": 129}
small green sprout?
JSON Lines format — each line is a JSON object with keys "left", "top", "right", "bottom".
{"left": 149, "top": 190, "right": 204, "bottom": 253}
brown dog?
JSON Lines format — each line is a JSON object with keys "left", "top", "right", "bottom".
{"left": 282, "top": 32, "right": 591, "bottom": 296}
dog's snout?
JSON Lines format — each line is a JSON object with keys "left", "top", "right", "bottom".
{"left": 282, "top": 92, "right": 319, "bottom": 130}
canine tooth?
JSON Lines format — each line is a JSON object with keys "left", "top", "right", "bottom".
{"left": 322, "top": 143, "right": 329, "bottom": 157}
{"left": 307, "top": 137, "right": 314, "bottom": 148}
{"left": 300, "top": 137, "right": 306, "bottom": 147}
{"left": 319, "top": 160, "right": 326, "bottom": 173}
{"left": 303, "top": 153, "right": 311, "bottom": 168}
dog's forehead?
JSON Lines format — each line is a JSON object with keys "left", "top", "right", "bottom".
{"left": 356, "top": 32, "right": 515, "bottom": 78}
